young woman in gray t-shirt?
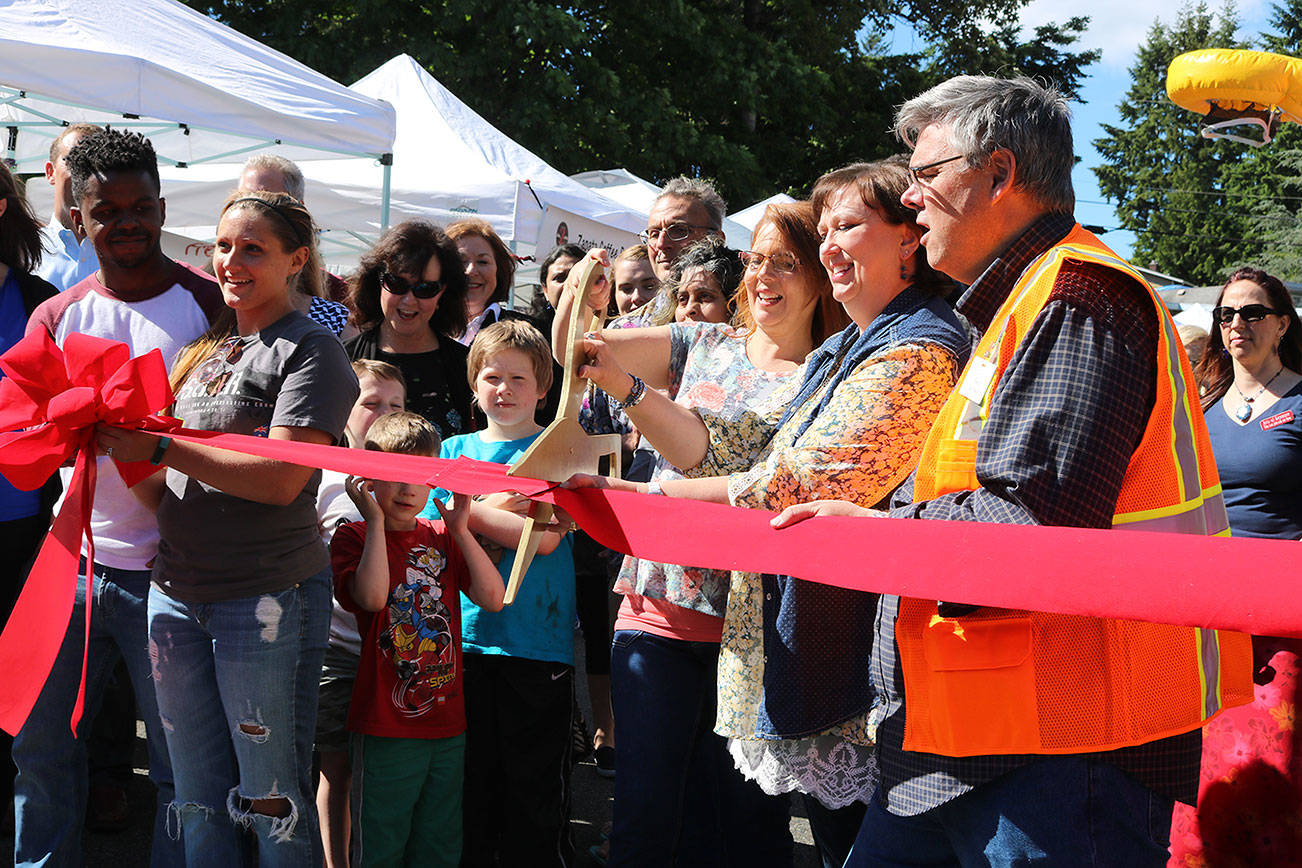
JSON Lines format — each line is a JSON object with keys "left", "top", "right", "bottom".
{"left": 99, "top": 191, "right": 358, "bottom": 864}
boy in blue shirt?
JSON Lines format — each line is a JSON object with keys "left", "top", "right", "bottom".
{"left": 420, "top": 319, "right": 578, "bottom": 867}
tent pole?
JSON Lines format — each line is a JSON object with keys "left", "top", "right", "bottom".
{"left": 380, "top": 154, "right": 393, "bottom": 232}
{"left": 507, "top": 181, "right": 524, "bottom": 311}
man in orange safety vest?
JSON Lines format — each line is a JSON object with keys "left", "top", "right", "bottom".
{"left": 774, "top": 74, "right": 1251, "bottom": 866}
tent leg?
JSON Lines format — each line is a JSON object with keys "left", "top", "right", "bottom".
{"left": 380, "top": 157, "right": 392, "bottom": 232}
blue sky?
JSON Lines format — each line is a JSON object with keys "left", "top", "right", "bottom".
{"left": 886, "top": 0, "right": 1275, "bottom": 269}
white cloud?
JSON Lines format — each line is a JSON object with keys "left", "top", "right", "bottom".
{"left": 1020, "top": 0, "right": 1272, "bottom": 71}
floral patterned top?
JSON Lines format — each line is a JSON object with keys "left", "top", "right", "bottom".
{"left": 715, "top": 344, "right": 958, "bottom": 760}
{"left": 612, "top": 322, "right": 802, "bottom": 617}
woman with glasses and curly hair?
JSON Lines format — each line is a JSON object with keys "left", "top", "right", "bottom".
{"left": 567, "top": 159, "right": 971, "bottom": 867}
{"left": 1171, "top": 268, "right": 1302, "bottom": 864}
{"left": 345, "top": 220, "right": 473, "bottom": 440}
{"left": 554, "top": 201, "right": 849, "bottom": 866}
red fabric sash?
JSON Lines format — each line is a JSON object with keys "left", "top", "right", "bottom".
{"left": 1, "top": 330, "right": 1299, "bottom": 736}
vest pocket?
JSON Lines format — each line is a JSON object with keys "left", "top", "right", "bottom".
{"left": 920, "top": 614, "right": 1039, "bottom": 754}
{"left": 933, "top": 438, "right": 979, "bottom": 494}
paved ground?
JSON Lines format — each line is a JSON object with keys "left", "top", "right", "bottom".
{"left": 2, "top": 634, "right": 821, "bottom": 865}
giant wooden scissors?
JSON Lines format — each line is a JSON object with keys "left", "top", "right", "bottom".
{"left": 502, "top": 257, "right": 621, "bottom": 603}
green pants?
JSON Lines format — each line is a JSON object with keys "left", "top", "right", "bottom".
{"left": 350, "top": 732, "right": 466, "bottom": 867}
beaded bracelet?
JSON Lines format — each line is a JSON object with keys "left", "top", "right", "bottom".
{"left": 615, "top": 374, "right": 647, "bottom": 409}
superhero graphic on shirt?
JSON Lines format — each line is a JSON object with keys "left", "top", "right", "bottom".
{"left": 377, "top": 544, "right": 456, "bottom": 717}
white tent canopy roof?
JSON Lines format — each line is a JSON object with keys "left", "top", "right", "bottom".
{"left": 569, "top": 169, "right": 663, "bottom": 213}
{"left": 0, "top": 0, "right": 396, "bottom": 172}
{"left": 333, "top": 55, "right": 647, "bottom": 244}
{"left": 731, "top": 193, "right": 797, "bottom": 231}
{"left": 570, "top": 168, "right": 754, "bottom": 248}
{"left": 90, "top": 54, "right": 647, "bottom": 273}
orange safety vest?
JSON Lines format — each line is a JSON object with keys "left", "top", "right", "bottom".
{"left": 898, "top": 225, "right": 1252, "bottom": 758}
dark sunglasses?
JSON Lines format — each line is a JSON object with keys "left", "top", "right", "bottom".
{"left": 381, "top": 271, "right": 444, "bottom": 299}
{"left": 1212, "top": 304, "right": 1282, "bottom": 325}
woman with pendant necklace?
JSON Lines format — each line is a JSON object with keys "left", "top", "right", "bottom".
{"left": 1172, "top": 267, "right": 1302, "bottom": 864}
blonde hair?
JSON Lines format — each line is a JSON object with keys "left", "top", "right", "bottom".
{"left": 613, "top": 244, "right": 649, "bottom": 266}
{"left": 351, "top": 359, "right": 406, "bottom": 393}
{"left": 466, "top": 319, "right": 554, "bottom": 393}
{"left": 363, "top": 411, "right": 440, "bottom": 456}
{"left": 169, "top": 312, "right": 236, "bottom": 394}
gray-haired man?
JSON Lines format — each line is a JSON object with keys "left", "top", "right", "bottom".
{"left": 640, "top": 177, "right": 725, "bottom": 281}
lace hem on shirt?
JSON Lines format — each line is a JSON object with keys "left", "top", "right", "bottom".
{"left": 727, "top": 734, "right": 879, "bottom": 809}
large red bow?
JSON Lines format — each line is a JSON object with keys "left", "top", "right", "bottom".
{"left": 0, "top": 329, "right": 172, "bottom": 735}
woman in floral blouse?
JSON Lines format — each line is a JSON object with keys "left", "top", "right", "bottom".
{"left": 569, "top": 158, "right": 970, "bottom": 867}
{"left": 553, "top": 203, "right": 846, "bottom": 866}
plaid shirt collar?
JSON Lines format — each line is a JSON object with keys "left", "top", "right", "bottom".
{"left": 955, "top": 213, "right": 1076, "bottom": 334}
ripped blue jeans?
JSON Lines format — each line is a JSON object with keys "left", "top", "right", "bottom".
{"left": 148, "top": 570, "right": 331, "bottom": 867}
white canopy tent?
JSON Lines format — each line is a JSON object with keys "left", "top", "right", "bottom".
{"left": 105, "top": 54, "right": 648, "bottom": 279}
{"left": 731, "top": 193, "right": 797, "bottom": 231}
{"left": 570, "top": 168, "right": 663, "bottom": 213}
{"left": 570, "top": 168, "right": 754, "bottom": 248}
{"left": 0, "top": 0, "right": 396, "bottom": 198}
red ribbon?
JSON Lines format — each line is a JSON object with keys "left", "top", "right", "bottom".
{"left": 0, "top": 330, "right": 171, "bottom": 735}
{"left": 4, "top": 332, "right": 1302, "bottom": 736}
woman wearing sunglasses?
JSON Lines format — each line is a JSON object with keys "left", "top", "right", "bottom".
{"left": 1173, "top": 268, "right": 1302, "bottom": 863}
{"left": 345, "top": 220, "right": 474, "bottom": 440}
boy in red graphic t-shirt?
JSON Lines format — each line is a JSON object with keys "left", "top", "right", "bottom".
{"left": 330, "top": 411, "right": 504, "bottom": 867}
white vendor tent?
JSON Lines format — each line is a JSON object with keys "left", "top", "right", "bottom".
{"left": 0, "top": 0, "right": 395, "bottom": 176}
{"left": 570, "top": 168, "right": 754, "bottom": 248}
{"left": 340, "top": 55, "right": 647, "bottom": 269}
{"left": 570, "top": 168, "right": 663, "bottom": 213}
{"left": 110, "top": 54, "right": 648, "bottom": 278}
{"left": 731, "top": 193, "right": 796, "bottom": 231}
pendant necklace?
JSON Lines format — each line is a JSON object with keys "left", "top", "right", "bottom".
{"left": 1234, "top": 366, "right": 1284, "bottom": 422}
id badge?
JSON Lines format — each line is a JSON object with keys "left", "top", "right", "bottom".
{"left": 958, "top": 355, "right": 997, "bottom": 405}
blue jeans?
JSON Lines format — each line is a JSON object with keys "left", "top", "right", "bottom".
{"left": 846, "top": 758, "right": 1175, "bottom": 867}
{"left": 149, "top": 570, "right": 331, "bottom": 867}
{"left": 12, "top": 562, "right": 179, "bottom": 868}
{"left": 609, "top": 630, "right": 793, "bottom": 867}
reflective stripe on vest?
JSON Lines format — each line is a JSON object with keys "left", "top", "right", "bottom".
{"left": 1198, "top": 626, "right": 1223, "bottom": 720}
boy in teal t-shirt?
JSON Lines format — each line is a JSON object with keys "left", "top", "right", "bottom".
{"left": 420, "top": 319, "right": 577, "bottom": 866}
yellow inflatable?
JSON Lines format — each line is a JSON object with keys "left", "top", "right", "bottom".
{"left": 1167, "top": 48, "right": 1302, "bottom": 146}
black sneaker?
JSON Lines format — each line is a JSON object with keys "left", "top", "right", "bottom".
{"left": 594, "top": 745, "right": 615, "bottom": 778}
{"left": 572, "top": 703, "right": 592, "bottom": 765}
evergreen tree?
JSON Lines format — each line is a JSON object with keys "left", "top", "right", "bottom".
{"left": 1093, "top": 3, "right": 1251, "bottom": 284}
{"left": 1242, "top": 0, "right": 1302, "bottom": 279}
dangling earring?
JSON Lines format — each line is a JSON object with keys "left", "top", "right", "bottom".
{"left": 900, "top": 261, "right": 909, "bottom": 280}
